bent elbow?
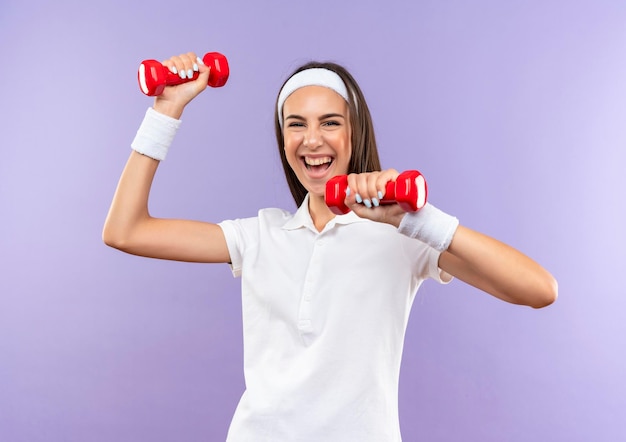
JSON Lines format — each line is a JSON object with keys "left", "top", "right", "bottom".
{"left": 102, "top": 224, "right": 130, "bottom": 251}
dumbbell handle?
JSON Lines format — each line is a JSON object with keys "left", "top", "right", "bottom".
{"left": 138, "top": 52, "right": 229, "bottom": 96}
{"left": 325, "top": 170, "right": 428, "bottom": 215}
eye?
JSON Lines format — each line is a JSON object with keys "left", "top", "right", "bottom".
{"left": 322, "top": 120, "right": 341, "bottom": 127}
{"left": 287, "top": 121, "right": 305, "bottom": 128}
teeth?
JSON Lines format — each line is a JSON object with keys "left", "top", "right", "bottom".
{"left": 304, "top": 157, "right": 332, "bottom": 166}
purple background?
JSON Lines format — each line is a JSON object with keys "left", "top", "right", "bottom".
{"left": 1, "top": 0, "right": 625, "bottom": 440}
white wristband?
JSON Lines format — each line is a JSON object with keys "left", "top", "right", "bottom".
{"left": 130, "top": 107, "right": 182, "bottom": 161}
{"left": 398, "top": 203, "right": 459, "bottom": 252}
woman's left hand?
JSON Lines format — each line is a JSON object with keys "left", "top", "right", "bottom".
{"left": 344, "top": 169, "right": 407, "bottom": 227}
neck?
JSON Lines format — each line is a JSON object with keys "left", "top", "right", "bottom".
{"left": 308, "top": 193, "right": 336, "bottom": 232}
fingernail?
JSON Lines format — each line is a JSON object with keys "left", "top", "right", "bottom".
{"left": 170, "top": 66, "right": 178, "bottom": 74}
{"left": 356, "top": 193, "right": 363, "bottom": 204}
{"left": 180, "top": 70, "right": 187, "bottom": 79}
{"left": 364, "top": 199, "right": 372, "bottom": 208}
{"left": 346, "top": 187, "right": 351, "bottom": 197}
{"left": 193, "top": 63, "right": 199, "bottom": 72}
{"left": 187, "top": 69, "right": 193, "bottom": 78}
{"left": 196, "top": 57, "right": 205, "bottom": 65}
{"left": 378, "top": 191, "right": 383, "bottom": 200}
{"left": 372, "top": 197, "right": 379, "bottom": 207}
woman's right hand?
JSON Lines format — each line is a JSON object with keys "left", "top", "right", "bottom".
{"left": 153, "top": 52, "right": 211, "bottom": 119}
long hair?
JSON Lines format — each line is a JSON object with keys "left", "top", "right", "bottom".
{"left": 274, "top": 61, "right": 382, "bottom": 207}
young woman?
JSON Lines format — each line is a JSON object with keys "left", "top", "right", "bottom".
{"left": 103, "top": 52, "right": 557, "bottom": 441}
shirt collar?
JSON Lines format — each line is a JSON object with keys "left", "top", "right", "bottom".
{"left": 282, "top": 193, "right": 366, "bottom": 232}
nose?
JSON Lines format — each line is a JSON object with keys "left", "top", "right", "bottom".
{"left": 303, "top": 126, "right": 322, "bottom": 149}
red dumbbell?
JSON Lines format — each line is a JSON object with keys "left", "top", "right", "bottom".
{"left": 138, "top": 52, "right": 230, "bottom": 96}
{"left": 325, "top": 170, "right": 428, "bottom": 215}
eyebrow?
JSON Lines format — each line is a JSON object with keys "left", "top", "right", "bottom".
{"left": 284, "top": 113, "right": 346, "bottom": 121}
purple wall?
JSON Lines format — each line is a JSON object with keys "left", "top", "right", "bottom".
{"left": 1, "top": 0, "right": 625, "bottom": 440}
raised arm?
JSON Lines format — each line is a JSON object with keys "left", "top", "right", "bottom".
{"left": 102, "top": 52, "right": 230, "bottom": 263}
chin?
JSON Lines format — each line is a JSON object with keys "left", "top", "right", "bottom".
{"left": 305, "top": 184, "right": 326, "bottom": 198}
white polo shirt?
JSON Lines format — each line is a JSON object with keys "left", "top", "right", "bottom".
{"left": 218, "top": 195, "right": 450, "bottom": 441}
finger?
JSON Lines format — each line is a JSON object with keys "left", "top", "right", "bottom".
{"left": 375, "top": 168, "right": 399, "bottom": 200}
{"left": 186, "top": 52, "right": 200, "bottom": 72}
{"left": 347, "top": 173, "right": 371, "bottom": 207}
{"left": 162, "top": 55, "right": 183, "bottom": 76}
{"left": 365, "top": 172, "right": 383, "bottom": 207}
{"left": 195, "top": 55, "right": 211, "bottom": 81}
{"left": 354, "top": 172, "right": 384, "bottom": 208}
{"left": 195, "top": 54, "right": 208, "bottom": 72}
{"left": 177, "top": 52, "right": 199, "bottom": 80}
{"left": 182, "top": 53, "right": 212, "bottom": 88}
{"left": 161, "top": 53, "right": 197, "bottom": 80}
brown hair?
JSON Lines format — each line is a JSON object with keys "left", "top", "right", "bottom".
{"left": 274, "top": 61, "right": 382, "bottom": 207}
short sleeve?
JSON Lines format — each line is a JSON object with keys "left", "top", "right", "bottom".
{"left": 218, "top": 217, "right": 259, "bottom": 278}
{"left": 400, "top": 233, "right": 453, "bottom": 284}
{"left": 426, "top": 247, "right": 453, "bottom": 284}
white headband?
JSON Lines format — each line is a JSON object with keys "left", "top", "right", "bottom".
{"left": 277, "top": 68, "right": 350, "bottom": 128}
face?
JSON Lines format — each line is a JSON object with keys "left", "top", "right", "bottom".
{"left": 282, "top": 85, "right": 352, "bottom": 197}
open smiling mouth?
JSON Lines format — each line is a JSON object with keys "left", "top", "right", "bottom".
{"left": 303, "top": 156, "right": 334, "bottom": 173}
